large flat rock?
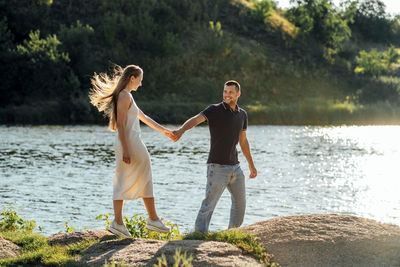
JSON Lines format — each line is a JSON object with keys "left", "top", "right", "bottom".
{"left": 240, "top": 214, "right": 400, "bottom": 267}
{"left": 81, "top": 237, "right": 263, "bottom": 266}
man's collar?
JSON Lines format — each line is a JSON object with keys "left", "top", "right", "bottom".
{"left": 222, "top": 101, "right": 239, "bottom": 113}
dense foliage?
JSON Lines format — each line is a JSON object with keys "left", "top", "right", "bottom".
{"left": 1, "top": 0, "right": 399, "bottom": 124}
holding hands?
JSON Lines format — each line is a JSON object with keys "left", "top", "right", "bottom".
{"left": 165, "top": 113, "right": 204, "bottom": 143}
{"left": 172, "top": 128, "right": 184, "bottom": 142}
{"left": 163, "top": 128, "right": 183, "bottom": 142}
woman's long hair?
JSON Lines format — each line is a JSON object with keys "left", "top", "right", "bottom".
{"left": 89, "top": 64, "right": 142, "bottom": 131}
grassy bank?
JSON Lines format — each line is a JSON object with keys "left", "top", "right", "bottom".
{"left": 1, "top": 230, "right": 96, "bottom": 266}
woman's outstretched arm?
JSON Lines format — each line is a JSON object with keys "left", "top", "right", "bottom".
{"left": 138, "top": 109, "right": 176, "bottom": 141}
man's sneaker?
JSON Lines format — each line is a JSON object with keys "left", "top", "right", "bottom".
{"left": 108, "top": 220, "right": 132, "bottom": 238}
{"left": 145, "top": 217, "right": 170, "bottom": 233}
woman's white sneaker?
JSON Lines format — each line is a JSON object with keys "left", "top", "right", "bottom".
{"left": 109, "top": 220, "right": 132, "bottom": 238}
{"left": 145, "top": 217, "right": 170, "bottom": 233}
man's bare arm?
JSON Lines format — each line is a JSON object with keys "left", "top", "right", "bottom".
{"left": 173, "top": 113, "right": 206, "bottom": 141}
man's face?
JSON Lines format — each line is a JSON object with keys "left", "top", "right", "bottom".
{"left": 223, "top": 85, "right": 240, "bottom": 105}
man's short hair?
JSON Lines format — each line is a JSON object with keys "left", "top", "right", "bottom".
{"left": 224, "top": 80, "right": 241, "bottom": 92}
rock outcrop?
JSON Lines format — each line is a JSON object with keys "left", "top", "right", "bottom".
{"left": 2, "top": 229, "right": 261, "bottom": 266}
{"left": 240, "top": 214, "right": 400, "bottom": 267}
{"left": 81, "top": 237, "right": 263, "bottom": 266}
{"left": 0, "top": 234, "right": 21, "bottom": 259}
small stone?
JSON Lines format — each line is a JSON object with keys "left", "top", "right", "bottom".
{"left": 0, "top": 234, "right": 21, "bottom": 259}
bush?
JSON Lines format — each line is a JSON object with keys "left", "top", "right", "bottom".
{"left": 0, "top": 206, "right": 36, "bottom": 233}
{"left": 250, "top": 0, "right": 274, "bottom": 23}
{"left": 354, "top": 47, "right": 400, "bottom": 77}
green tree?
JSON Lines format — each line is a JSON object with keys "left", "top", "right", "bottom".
{"left": 250, "top": 0, "right": 274, "bottom": 23}
{"left": 0, "top": 17, "right": 16, "bottom": 106}
{"left": 286, "top": 0, "right": 352, "bottom": 51}
{"left": 0, "top": 0, "right": 52, "bottom": 42}
{"left": 16, "top": 30, "right": 69, "bottom": 65}
{"left": 351, "top": 0, "right": 396, "bottom": 43}
{"left": 0, "top": 17, "right": 13, "bottom": 48}
{"left": 1, "top": 30, "right": 73, "bottom": 106}
{"left": 58, "top": 20, "right": 96, "bottom": 84}
{"left": 12, "top": 31, "right": 80, "bottom": 120}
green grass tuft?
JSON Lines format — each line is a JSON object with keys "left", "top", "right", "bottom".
{"left": 1, "top": 231, "right": 47, "bottom": 252}
{"left": 0, "top": 230, "right": 94, "bottom": 266}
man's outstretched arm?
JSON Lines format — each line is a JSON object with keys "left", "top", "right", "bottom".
{"left": 173, "top": 113, "right": 206, "bottom": 141}
{"left": 239, "top": 130, "right": 257, "bottom": 178}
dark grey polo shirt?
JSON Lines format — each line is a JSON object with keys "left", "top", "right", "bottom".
{"left": 201, "top": 102, "right": 248, "bottom": 165}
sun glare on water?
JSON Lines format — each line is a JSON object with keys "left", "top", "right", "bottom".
{"left": 320, "top": 126, "right": 400, "bottom": 224}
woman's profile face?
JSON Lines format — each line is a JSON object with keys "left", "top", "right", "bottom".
{"left": 131, "top": 73, "right": 143, "bottom": 91}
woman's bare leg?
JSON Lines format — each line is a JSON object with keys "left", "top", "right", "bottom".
{"left": 143, "top": 197, "right": 158, "bottom": 220}
{"left": 113, "top": 200, "right": 124, "bottom": 225}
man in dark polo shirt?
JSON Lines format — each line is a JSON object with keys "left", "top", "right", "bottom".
{"left": 173, "top": 80, "right": 257, "bottom": 232}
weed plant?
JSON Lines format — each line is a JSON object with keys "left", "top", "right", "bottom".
{"left": 96, "top": 213, "right": 181, "bottom": 240}
{"left": 154, "top": 247, "right": 193, "bottom": 267}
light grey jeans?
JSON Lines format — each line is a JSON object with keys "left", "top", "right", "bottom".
{"left": 195, "top": 163, "right": 246, "bottom": 232}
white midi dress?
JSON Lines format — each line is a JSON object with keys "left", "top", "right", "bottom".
{"left": 113, "top": 90, "right": 153, "bottom": 200}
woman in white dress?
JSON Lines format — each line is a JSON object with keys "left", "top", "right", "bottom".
{"left": 89, "top": 64, "right": 175, "bottom": 237}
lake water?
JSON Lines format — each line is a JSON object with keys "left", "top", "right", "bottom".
{"left": 1, "top": 125, "right": 400, "bottom": 235}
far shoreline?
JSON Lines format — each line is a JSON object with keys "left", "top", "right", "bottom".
{"left": 2, "top": 100, "right": 400, "bottom": 126}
